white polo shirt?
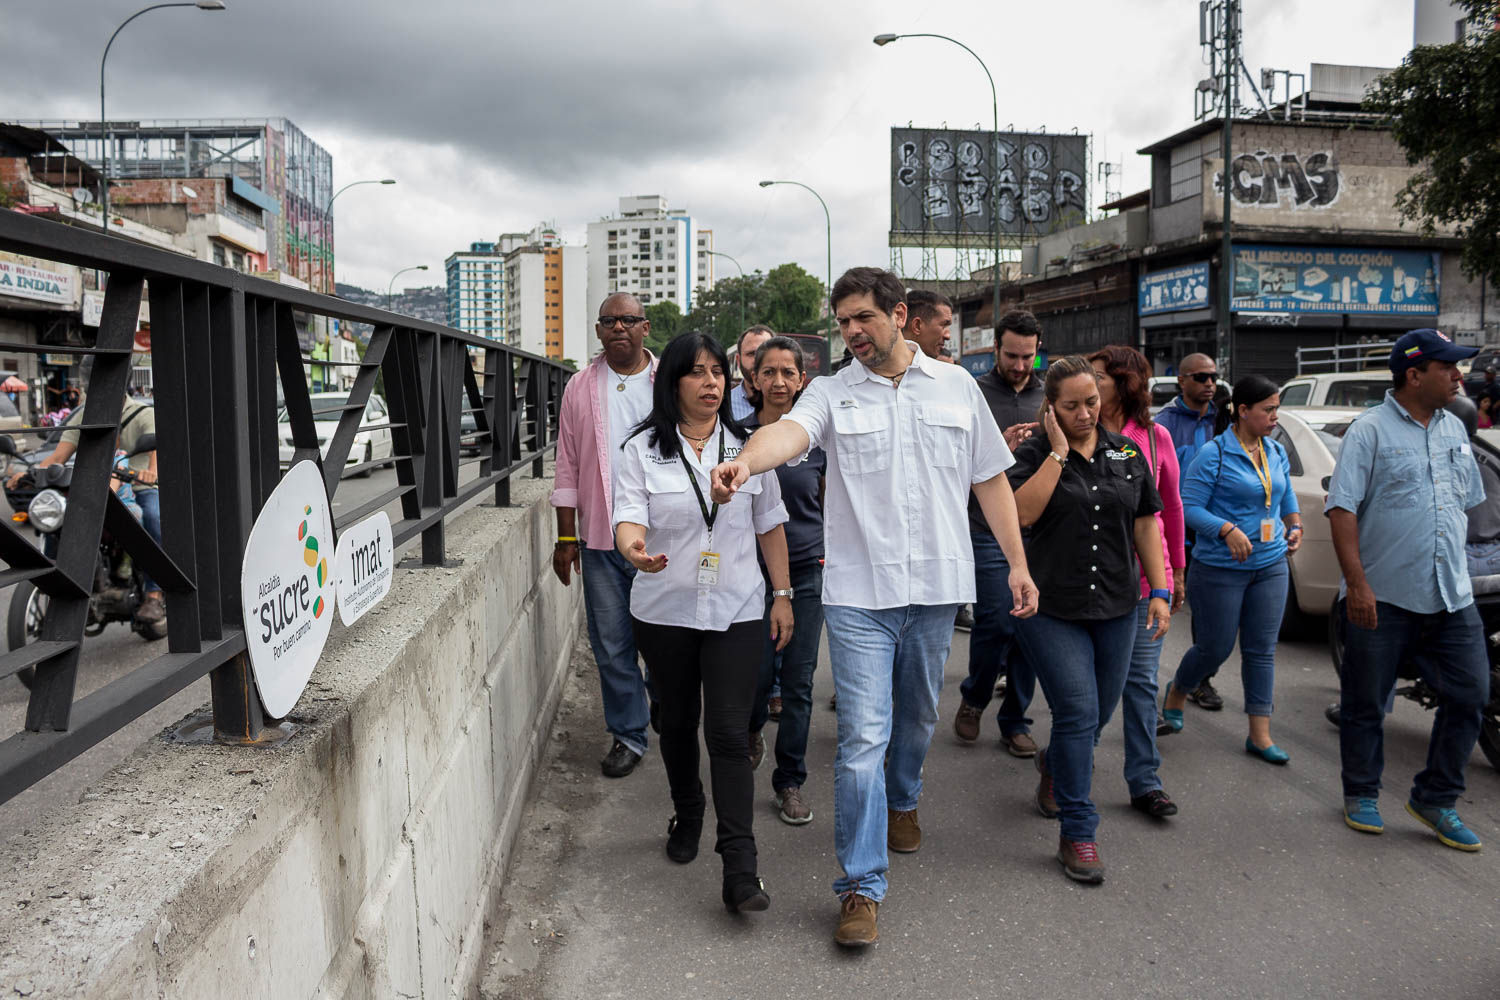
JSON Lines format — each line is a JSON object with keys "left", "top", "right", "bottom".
{"left": 613, "top": 423, "right": 788, "bottom": 630}
{"left": 783, "top": 343, "right": 1013, "bottom": 609}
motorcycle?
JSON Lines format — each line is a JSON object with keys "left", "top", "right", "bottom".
{"left": 1, "top": 432, "right": 165, "bottom": 689}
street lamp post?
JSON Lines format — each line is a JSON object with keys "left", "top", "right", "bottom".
{"left": 706, "top": 250, "right": 746, "bottom": 332}
{"left": 324, "top": 178, "right": 396, "bottom": 219}
{"left": 874, "top": 32, "right": 1000, "bottom": 333}
{"left": 99, "top": 2, "right": 227, "bottom": 234}
{"left": 387, "top": 265, "right": 429, "bottom": 311}
{"left": 758, "top": 179, "right": 833, "bottom": 347}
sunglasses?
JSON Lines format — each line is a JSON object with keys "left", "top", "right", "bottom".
{"left": 598, "top": 315, "right": 646, "bottom": 329}
{"left": 1185, "top": 372, "right": 1216, "bottom": 384}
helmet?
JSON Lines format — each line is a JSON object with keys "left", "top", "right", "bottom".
{"left": 1449, "top": 391, "right": 1478, "bottom": 437}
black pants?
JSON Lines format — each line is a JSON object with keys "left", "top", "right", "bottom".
{"left": 633, "top": 617, "right": 762, "bottom": 877}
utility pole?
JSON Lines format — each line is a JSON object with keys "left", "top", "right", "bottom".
{"left": 1217, "top": 0, "right": 1239, "bottom": 378}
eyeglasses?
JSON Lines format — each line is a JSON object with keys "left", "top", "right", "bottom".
{"left": 598, "top": 315, "right": 646, "bottom": 329}
{"left": 1185, "top": 371, "right": 1216, "bottom": 384}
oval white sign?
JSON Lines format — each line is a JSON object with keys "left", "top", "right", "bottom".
{"left": 335, "top": 511, "right": 393, "bottom": 627}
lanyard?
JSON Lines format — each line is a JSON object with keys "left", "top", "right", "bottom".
{"left": 1242, "top": 435, "right": 1272, "bottom": 509}
{"left": 680, "top": 426, "right": 725, "bottom": 531}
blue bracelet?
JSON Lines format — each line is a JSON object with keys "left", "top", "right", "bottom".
{"left": 1149, "top": 588, "right": 1171, "bottom": 602}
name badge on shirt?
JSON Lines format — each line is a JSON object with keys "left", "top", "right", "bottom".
{"left": 1260, "top": 518, "right": 1275, "bottom": 543}
{"left": 697, "top": 551, "right": 720, "bottom": 587}
{"left": 1461, "top": 442, "right": 1472, "bottom": 455}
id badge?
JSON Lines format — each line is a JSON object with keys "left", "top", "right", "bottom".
{"left": 1260, "top": 519, "right": 1275, "bottom": 543}
{"left": 697, "top": 551, "right": 720, "bottom": 587}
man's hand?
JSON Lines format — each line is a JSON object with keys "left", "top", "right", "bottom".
{"left": 4, "top": 468, "right": 23, "bottom": 490}
{"left": 709, "top": 459, "right": 750, "bottom": 504}
{"left": 768, "top": 596, "right": 794, "bottom": 652}
{"left": 1008, "top": 567, "right": 1039, "bottom": 619}
{"left": 1003, "top": 421, "right": 1038, "bottom": 451}
{"left": 1147, "top": 596, "right": 1171, "bottom": 640}
{"left": 1171, "top": 567, "right": 1186, "bottom": 612}
{"left": 134, "top": 467, "right": 158, "bottom": 486}
{"left": 1345, "top": 579, "right": 1378, "bottom": 631}
{"left": 624, "top": 537, "right": 668, "bottom": 573}
{"left": 552, "top": 541, "right": 580, "bottom": 586}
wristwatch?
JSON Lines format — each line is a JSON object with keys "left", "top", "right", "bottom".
{"left": 771, "top": 588, "right": 795, "bottom": 599}
{"left": 1048, "top": 451, "right": 1066, "bottom": 467}
{"left": 1149, "top": 588, "right": 1172, "bottom": 602}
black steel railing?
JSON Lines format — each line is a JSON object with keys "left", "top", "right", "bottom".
{"left": 0, "top": 209, "right": 570, "bottom": 803}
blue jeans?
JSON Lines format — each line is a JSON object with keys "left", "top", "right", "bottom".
{"left": 751, "top": 560, "right": 824, "bottom": 792}
{"left": 1338, "top": 601, "right": 1490, "bottom": 807}
{"left": 824, "top": 602, "right": 958, "bottom": 902}
{"left": 1015, "top": 610, "right": 1136, "bottom": 841}
{"left": 1173, "top": 558, "right": 1287, "bottom": 716}
{"left": 957, "top": 529, "right": 1036, "bottom": 736}
{"left": 1098, "top": 597, "right": 1167, "bottom": 799}
{"left": 135, "top": 486, "right": 161, "bottom": 594}
{"left": 581, "top": 546, "right": 650, "bottom": 755}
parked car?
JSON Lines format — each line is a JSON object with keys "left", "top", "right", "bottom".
{"left": 276, "top": 392, "right": 394, "bottom": 475}
{"left": 1462, "top": 349, "right": 1500, "bottom": 399}
{"left": 1278, "top": 371, "right": 1389, "bottom": 409}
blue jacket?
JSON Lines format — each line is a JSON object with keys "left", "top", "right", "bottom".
{"left": 1156, "top": 397, "right": 1218, "bottom": 474}
{"left": 1181, "top": 431, "right": 1299, "bottom": 571}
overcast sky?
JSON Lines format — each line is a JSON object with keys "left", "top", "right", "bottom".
{"left": 4, "top": 0, "right": 1418, "bottom": 296}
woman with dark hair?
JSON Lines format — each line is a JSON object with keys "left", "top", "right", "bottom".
{"left": 1088, "top": 346, "right": 1185, "bottom": 819}
{"left": 612, "top": 331, "right": 795, "bottom": 913}
{"left": 1009, "top": 355, "right": 1171, "bottom": 884}
{"left": 743, "top": 336, "right": 827, "bottom": 825}
{"left": 1163, "top": 374, "right": 1303, "bottom": 763}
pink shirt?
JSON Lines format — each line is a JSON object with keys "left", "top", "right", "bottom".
{"left": 550, "top": 351, "right": 659, "bottom": 549}
{"left": 1122, "top": 419, "right": 1186, "bottom": 598}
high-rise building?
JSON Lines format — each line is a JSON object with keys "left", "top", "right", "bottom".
{"left": 502, "top": 224, "right": 588, "bottom": 363}
{"left": 445, "top": 242, "right": 507, "bottom": 340}
{"left": 695, "top": 228, "right": 716, "bottom": 297}
{"left": 585, "top": 195, "right": 713, "bottom": 316}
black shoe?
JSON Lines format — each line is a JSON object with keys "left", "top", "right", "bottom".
{"left": 954, "top": 606, "right": 974, "bottom": 632}
{"left": 1130, "top": 789, "right": 1179, "bottom": 818}
{"left": 1154, "top": 712, "right": 1177, "bottom": 737}
{"left": 666, "top": 813, "right": 702, "bottom": 863}
{"left": 722, "top": 874, "right": 770, "bottom": 913}
{"left": 1187, "top": 679, "right": 1224, "bottom": 711}
{"left": 1324, "top": 702, "right": 1341, "bottom": 728}
{"left": 601, "top": 740, "right": 642, "bottom": 778}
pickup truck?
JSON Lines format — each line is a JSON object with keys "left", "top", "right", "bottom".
{"left": 1277, "top": 371, "right": 1389, "bottom": 409}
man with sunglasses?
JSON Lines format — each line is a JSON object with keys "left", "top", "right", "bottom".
{"left": 552, "top": 293, "right": 659, "bottom": 778}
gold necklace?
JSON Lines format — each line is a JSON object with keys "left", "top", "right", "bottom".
{"left": 612, "top": 357, "right": 647, "bottom": 392}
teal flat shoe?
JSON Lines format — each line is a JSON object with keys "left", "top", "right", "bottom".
{"left": 1245, "top": 738, "right": 1289, "bottom": 765}
{"left": 1161, "top": 683, "right": 1183, "bottom": 733}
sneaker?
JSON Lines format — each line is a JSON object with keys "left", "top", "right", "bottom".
{"left": 1034, "top": 748, "right": 1059, "bottom": 819}
{"left": 1154, "top": 713, "right": 1177, "bottom": 737}
{"left": 888, "top": 808, "right": 922, "bottom": 853}
{"left": 1343, "top": 797, "right": 1383, "bottom": 834}
{"left": 1130, "top": 789, "right": 1179, "bottom": 818}
{"left": 767, "top": 696, "right": 783, "bottom": 721}
{"left": 1057, "top": 838, "right": 1106, "bottom": 883}
{"left": 954, "top": 606, "right": 974, "bottom": 632}
{"left": 776, "top": 786, "right": 813, "bottom": 825}
{"left": 953, "top": 701, "right": 982, "bottom": 743}
{"left": 600, "top": 740, "right": 642, "bottom": 778}
{"left": 1000, "top": 731, "right": 1038, "bottom": 758}
{"left": 834, "top": 893, "right": 879, "bottom": 947}
{"left": 749, "top": 730, "right": 766, "bottom": 771}
{"left": 1406, "top": 800, "right": 1482, "bottom": 852}
{"left": 1188, "top": 678, "right": 1224, "bottom": 711}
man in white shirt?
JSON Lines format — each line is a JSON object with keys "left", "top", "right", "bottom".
{"left": 729, "top": 325, "right": 774, "bottom": 421}
{"left": 710, "top": 267, "right": 1038, "bottom": 947}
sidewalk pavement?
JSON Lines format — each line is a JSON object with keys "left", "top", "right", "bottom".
{"left": 476, "top": 613, "right": 1500, "bottom": 1000}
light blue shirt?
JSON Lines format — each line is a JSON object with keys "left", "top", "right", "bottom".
{"left": 730, "top": 381, "right": 756, "bottom": 422}
{"left": 1325, "top": 390, "right": 1486, "bottom": 614}
{"left": 1181, "top": 431, "right": 1299, "bottom": 571}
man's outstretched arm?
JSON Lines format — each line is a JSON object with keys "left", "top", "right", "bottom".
{"left": 709, "top": 419, "right": 811, "bottom": 503}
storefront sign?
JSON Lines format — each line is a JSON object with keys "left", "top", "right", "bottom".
{"left": 1139, "top": 262, "right": 1211, "bottom": 316}
{"left": 82, "top": 291, "right": 104, "bottom": 327}
{"left": 961, "top": 325, "right": 993, "bottom": 355}
{"left": 1232, "top": 244, "right": 1439, "bottom": 316}
{"left": 334, "top": 512, "right": 392, "bottom": 627}
{"left": 240, "top": 460, "right": 337, "bottom": 718}
{"left": 0, "top": 254, "right": 77, "bottom": 307}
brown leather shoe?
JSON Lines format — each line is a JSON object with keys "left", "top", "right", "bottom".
{"left": 136, "top": 592, "right": 166, "bottom": 625}
{"left": 834, "top": 893, "right": 879, "bottom": 947}
{"left": 953, "top": 701, "right": 982, "bottom": 743}
{"left": 888, "top": 808, "right": 921, "bottom": 853}
{"left": 1001, "top": 731, "right": 1038, "bottom": 758}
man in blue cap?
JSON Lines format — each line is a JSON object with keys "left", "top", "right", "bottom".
{"left": 1325, "top": 328, "right": 1490, "bottom": 851}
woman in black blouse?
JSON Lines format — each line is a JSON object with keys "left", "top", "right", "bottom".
{"left": 1008, "top": 355, "right": 1171, "bottom": 885}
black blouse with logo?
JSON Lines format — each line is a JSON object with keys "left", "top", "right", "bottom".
{"left": 1007, "top": 427, "right": 1163, "bottom": 621}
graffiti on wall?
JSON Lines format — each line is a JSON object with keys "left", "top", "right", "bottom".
{"left": 1213, "top": 150, "right": 1340, "bottom": 209}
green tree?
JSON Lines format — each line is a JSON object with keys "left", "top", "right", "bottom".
{"left": 1364, "top": 2, "right": 1500, "bottom": 284}
{"left": 685, "top": 274, "right": 765, "bottom": 347}
{"left": 643, "top": 300, "right": 684, "bottom": 355}
{"left": 759, "top": 262, "right": 826, "bottom": 336}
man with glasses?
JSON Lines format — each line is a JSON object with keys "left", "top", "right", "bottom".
{"left": 551, "top": 293, "right": 658, "bottom": 778}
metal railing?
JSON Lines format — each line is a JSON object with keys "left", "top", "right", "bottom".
{"left": 0, "top": 209, "right": 570, "bottom": 803}
{"left": 1295, "top": 341, "right": 1398, "bottom": 375}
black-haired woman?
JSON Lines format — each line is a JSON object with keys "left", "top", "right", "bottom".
{"left": 613, "top": 331, "right": 795, "bottom": 914}
{"left": 1163, "top": 375, "right": 1302, "bottom": 763}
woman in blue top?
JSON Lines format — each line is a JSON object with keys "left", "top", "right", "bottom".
{"left": 1162, "top": 375, "right": 1304, "bottom": 763}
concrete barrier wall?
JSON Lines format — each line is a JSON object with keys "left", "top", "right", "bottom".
{"left": 0, "top": 472, "right": 583, "bottom": 999}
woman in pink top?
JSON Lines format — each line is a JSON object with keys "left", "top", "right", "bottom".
{"left": 1089, "top": 346, "right": 1187, "bottom": 819}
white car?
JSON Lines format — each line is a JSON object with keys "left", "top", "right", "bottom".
{"left": 277, "top": 392, "right": 395, "bottom": 476}
{"left": 1278, "top": 371, "right": 1389, "bottom": 409}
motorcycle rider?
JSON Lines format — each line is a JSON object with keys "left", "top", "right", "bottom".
{"left": 6, "top": 356, "right": 165, "bottom": 628}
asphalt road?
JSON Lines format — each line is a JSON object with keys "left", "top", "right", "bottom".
{"left": 0, "top": 459, "right": 489, "bottom": 834}
{"left": 480, "top": 611, "right": 1500, "bottom": 1000}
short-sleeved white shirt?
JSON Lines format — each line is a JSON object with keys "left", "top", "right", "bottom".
{"left": 613, "top": 422, "right": 788, "bottom": 630}
{"left": 783, "top": 342, "right": 1014, "bottom": 609}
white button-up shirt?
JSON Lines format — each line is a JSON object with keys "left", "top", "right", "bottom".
{"left": 784, "top": 343, "right": 1013, "bottom": 609}
{"left": 613, "top": 424, "right": 788, "bottom": 630}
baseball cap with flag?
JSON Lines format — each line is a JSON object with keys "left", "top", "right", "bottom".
{"left": 1388, "top": 328, "right": 1476, "bottom": 375}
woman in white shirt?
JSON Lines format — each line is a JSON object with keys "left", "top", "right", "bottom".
{"left": 613, "top": 331, "right": 794, "bottom": 915}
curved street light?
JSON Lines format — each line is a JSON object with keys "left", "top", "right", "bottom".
{"left": 758, "top": 179, "right": 833, "bottom": 345}
{"left": 100, "top": 2, "right": 228, "bottom": 234}
{"left": 324, "top": 178, "right": 396, "bottom": 218}
{"left": 387, "top": 264, "right": 428, "bottom": 310}
{"left": 874, "top": 32, "right": 1000, "bottom": 330}
{"left": 705, "top": 250, "right": 746, "bottom": 332}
